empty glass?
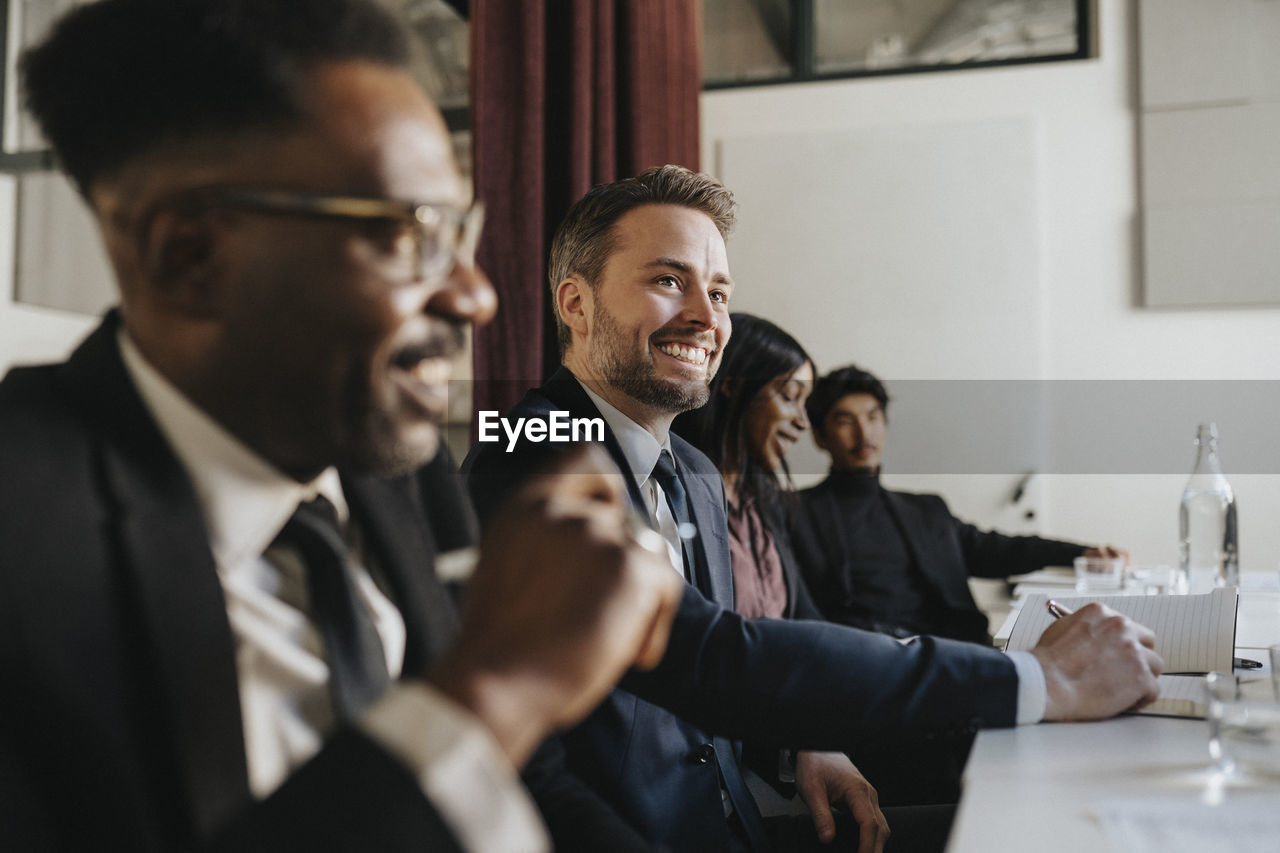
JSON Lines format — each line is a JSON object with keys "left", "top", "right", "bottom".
{"left": 1074, "top": 554, "right": 1124, "bottom": 593}
{"left": 1205, "top": 671, "right": 1280, "bottom": 779}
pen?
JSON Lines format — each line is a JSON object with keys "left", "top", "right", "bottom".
{"left": 1234, "top": 657, "right": 1263, "bottom": 670}
{"left": 1046, "top": 599, "right": 1073, "bottom": 620}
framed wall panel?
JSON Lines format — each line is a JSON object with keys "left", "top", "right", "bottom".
{"left": 1139, "top": 0, "right": 1280, "bottom": 307}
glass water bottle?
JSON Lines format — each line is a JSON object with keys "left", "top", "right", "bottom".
{"left": 1178, "top": 423, "right": 1239, "bottom": 589}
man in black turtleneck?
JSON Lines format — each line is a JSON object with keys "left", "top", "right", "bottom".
{"left": 792, "top": 365, "right": 1124, "bottom": 646}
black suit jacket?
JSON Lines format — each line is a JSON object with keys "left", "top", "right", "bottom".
{"left": 463, "top": 368, "right": 1024, "bottom": 849}
{"left": 795, "top": 477, "right": 1087, "bottom": 643}
{"left": 0, "top": 318, "right": 651, "bottom": 851}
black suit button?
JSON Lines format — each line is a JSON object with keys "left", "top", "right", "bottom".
{"left": 693, "top": 744, "right": 716, "bottom": 764}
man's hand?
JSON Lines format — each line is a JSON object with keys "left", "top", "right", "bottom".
{"left": 1031, "top": 602, "right": 1163, "bottom": 720}
{"left": 794, "top": 751, "right": 889, "bottom": 852}
{"left": 429, "top": 446, "right": 684, "bottom": 768}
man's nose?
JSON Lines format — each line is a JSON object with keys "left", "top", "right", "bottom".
{"left": 679, "top": 286, "right": 718, "bottom": 328}
{"left": 427, "top": 255, "right": 498, "bottom": 326}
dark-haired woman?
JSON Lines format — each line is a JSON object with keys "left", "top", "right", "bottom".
{"left": 676, "top": 314, "right": 961, "bottom": 851}
{"left": 674, "top": 313, "right": 822, "bottom": 621}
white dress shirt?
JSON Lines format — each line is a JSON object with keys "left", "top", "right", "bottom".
{"left": 119, "top": 331, "right": 548, "bottom": 852}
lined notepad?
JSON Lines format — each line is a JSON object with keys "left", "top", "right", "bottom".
{"left": 1004, "top": 588, "right": 1238, "bottom": 719}
{"left": 1005, "top": 587, "right": 1238, "bottom": 674}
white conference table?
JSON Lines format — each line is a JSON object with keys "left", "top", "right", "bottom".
{"left": 946, "top": 590, "right": 1280, "bottom": 853}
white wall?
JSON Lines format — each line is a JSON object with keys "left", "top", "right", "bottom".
{"left": 701, "top": 0, "right": 1280, "bottom": 576}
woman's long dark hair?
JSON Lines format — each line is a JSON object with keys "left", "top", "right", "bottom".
{"left": 673, "top": 313, "right": 813, "bottom": 511}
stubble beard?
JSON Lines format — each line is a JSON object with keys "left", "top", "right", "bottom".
{"left": 590, "top": 301, "right": 712, "bottom": 414}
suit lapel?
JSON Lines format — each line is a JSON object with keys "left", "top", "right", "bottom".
{"left": 883, "top": 489, "right": 957, "bottom": 598}
{"left": 762, "top": 500, "right": 804, "bottom": 619}
{"left": 539, "top": 367, "right": 648, "bottom": 513}
{"left": 66, "top": 316, "right": 250, "bottom": 842}
{"left": 343, "top": 473, "right": 459, "bottom": 676}
{"left": 814, "top": 482, "right": 851, "bottom": 578}
{"left": 541, "top": 370, "right": 732, "bottom": 605}
{"left": 883, "top": 490, "right": 927, "bottom": 564}
{"left": 674, "top": 446, "right": 734, "bottom": 607}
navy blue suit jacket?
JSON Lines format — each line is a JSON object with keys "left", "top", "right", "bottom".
{"left": 467, "top": 368, "right": 751, "bottom": 850}
{"left": 462, "top": 368, "right": 1022, "bottom": 850}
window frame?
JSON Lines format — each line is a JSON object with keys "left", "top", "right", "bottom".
{"left": 702, "top": 0, "right": 1096, "bottom": 92}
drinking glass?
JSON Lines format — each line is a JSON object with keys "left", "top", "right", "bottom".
{"left": 1205, "top": 670, "right": 1280, "bottom": 779}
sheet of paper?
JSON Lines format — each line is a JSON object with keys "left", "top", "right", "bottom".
{"left": 1004, "top": 588, "right": 1237, "bottom": 673}
{"left": 1093, "top": 794, "right": 1280, "bottom": 853}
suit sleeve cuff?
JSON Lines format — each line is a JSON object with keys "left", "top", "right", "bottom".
{"left": 1006, "top": 650, "right": 1046, "bottom": 724}
{"left": 360, "top": 682, "right": 551, "bottom": 852}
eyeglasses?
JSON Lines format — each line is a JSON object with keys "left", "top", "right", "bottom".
{"left": 150, "top": 186, "right": 484, "bottom": 283}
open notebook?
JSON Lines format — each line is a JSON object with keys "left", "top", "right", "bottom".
{"left": 1004, "top": 587, "right": 1239, "bottom": 718}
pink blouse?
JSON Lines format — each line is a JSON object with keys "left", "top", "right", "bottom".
{"left": 726, "top": 497, "right": 789, "bottom": 619}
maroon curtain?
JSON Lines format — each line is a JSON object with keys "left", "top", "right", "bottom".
{"left": 470, "top": 0, "right": 701, "bottom": 420}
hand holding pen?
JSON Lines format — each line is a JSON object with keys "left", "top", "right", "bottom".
{"left": 1030, "top": 599, "right": 1163, "bottom": 720}
{"left": 1045, "top": 599, "right": 1261, "bottom": 671}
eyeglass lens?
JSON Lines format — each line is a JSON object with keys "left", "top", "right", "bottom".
{"left": 416, "top": 204, "right": 483, "bottom": 282}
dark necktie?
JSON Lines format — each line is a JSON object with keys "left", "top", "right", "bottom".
{"left": 649, "top": 451, "right": 701, "bottom": 586}
{"left": 648, "top": 453, "right": 771, "bottom": 853}
{"left": 275, "top": 496, "right": 390, "bottom": 721}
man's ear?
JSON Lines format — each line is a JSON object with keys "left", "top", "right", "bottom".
{"left": 137, "top": 208, "right": 225, "bottom": 317}
{"left": 811, "top": 426, "right": 829, "bottom": 452}
{"left": 556, "top": 277, "right": 591, "bottom": 338}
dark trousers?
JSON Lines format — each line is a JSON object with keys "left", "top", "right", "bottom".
{"left": 764, "top": 804, "right": 956, "bottom": 853}
{"left": 849, "top": 734, "right": 973, "bottom": 807}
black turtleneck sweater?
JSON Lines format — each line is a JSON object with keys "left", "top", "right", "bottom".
{"left": 801, "top": 471, "right": 934, "bottom": 636}
{"left": 791, "top": 470, "right": 1088, "bottom": 645}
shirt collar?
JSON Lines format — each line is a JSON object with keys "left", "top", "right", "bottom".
{"left": 577, "top": 378, "right": 671, "bottom": 487}
{"left": 118, "top": 329, "right": 347, "bottom": 573}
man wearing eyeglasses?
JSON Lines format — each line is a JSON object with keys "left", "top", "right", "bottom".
{"left": 0, "top": 1, "right": 686, "bottom": 851}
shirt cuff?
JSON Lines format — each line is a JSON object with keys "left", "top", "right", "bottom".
{"left": 360, "top": 681, "right": 550, "bottom": 853}
{"left": 1006, "top": 650, "right": 1047, "bottom": 724}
